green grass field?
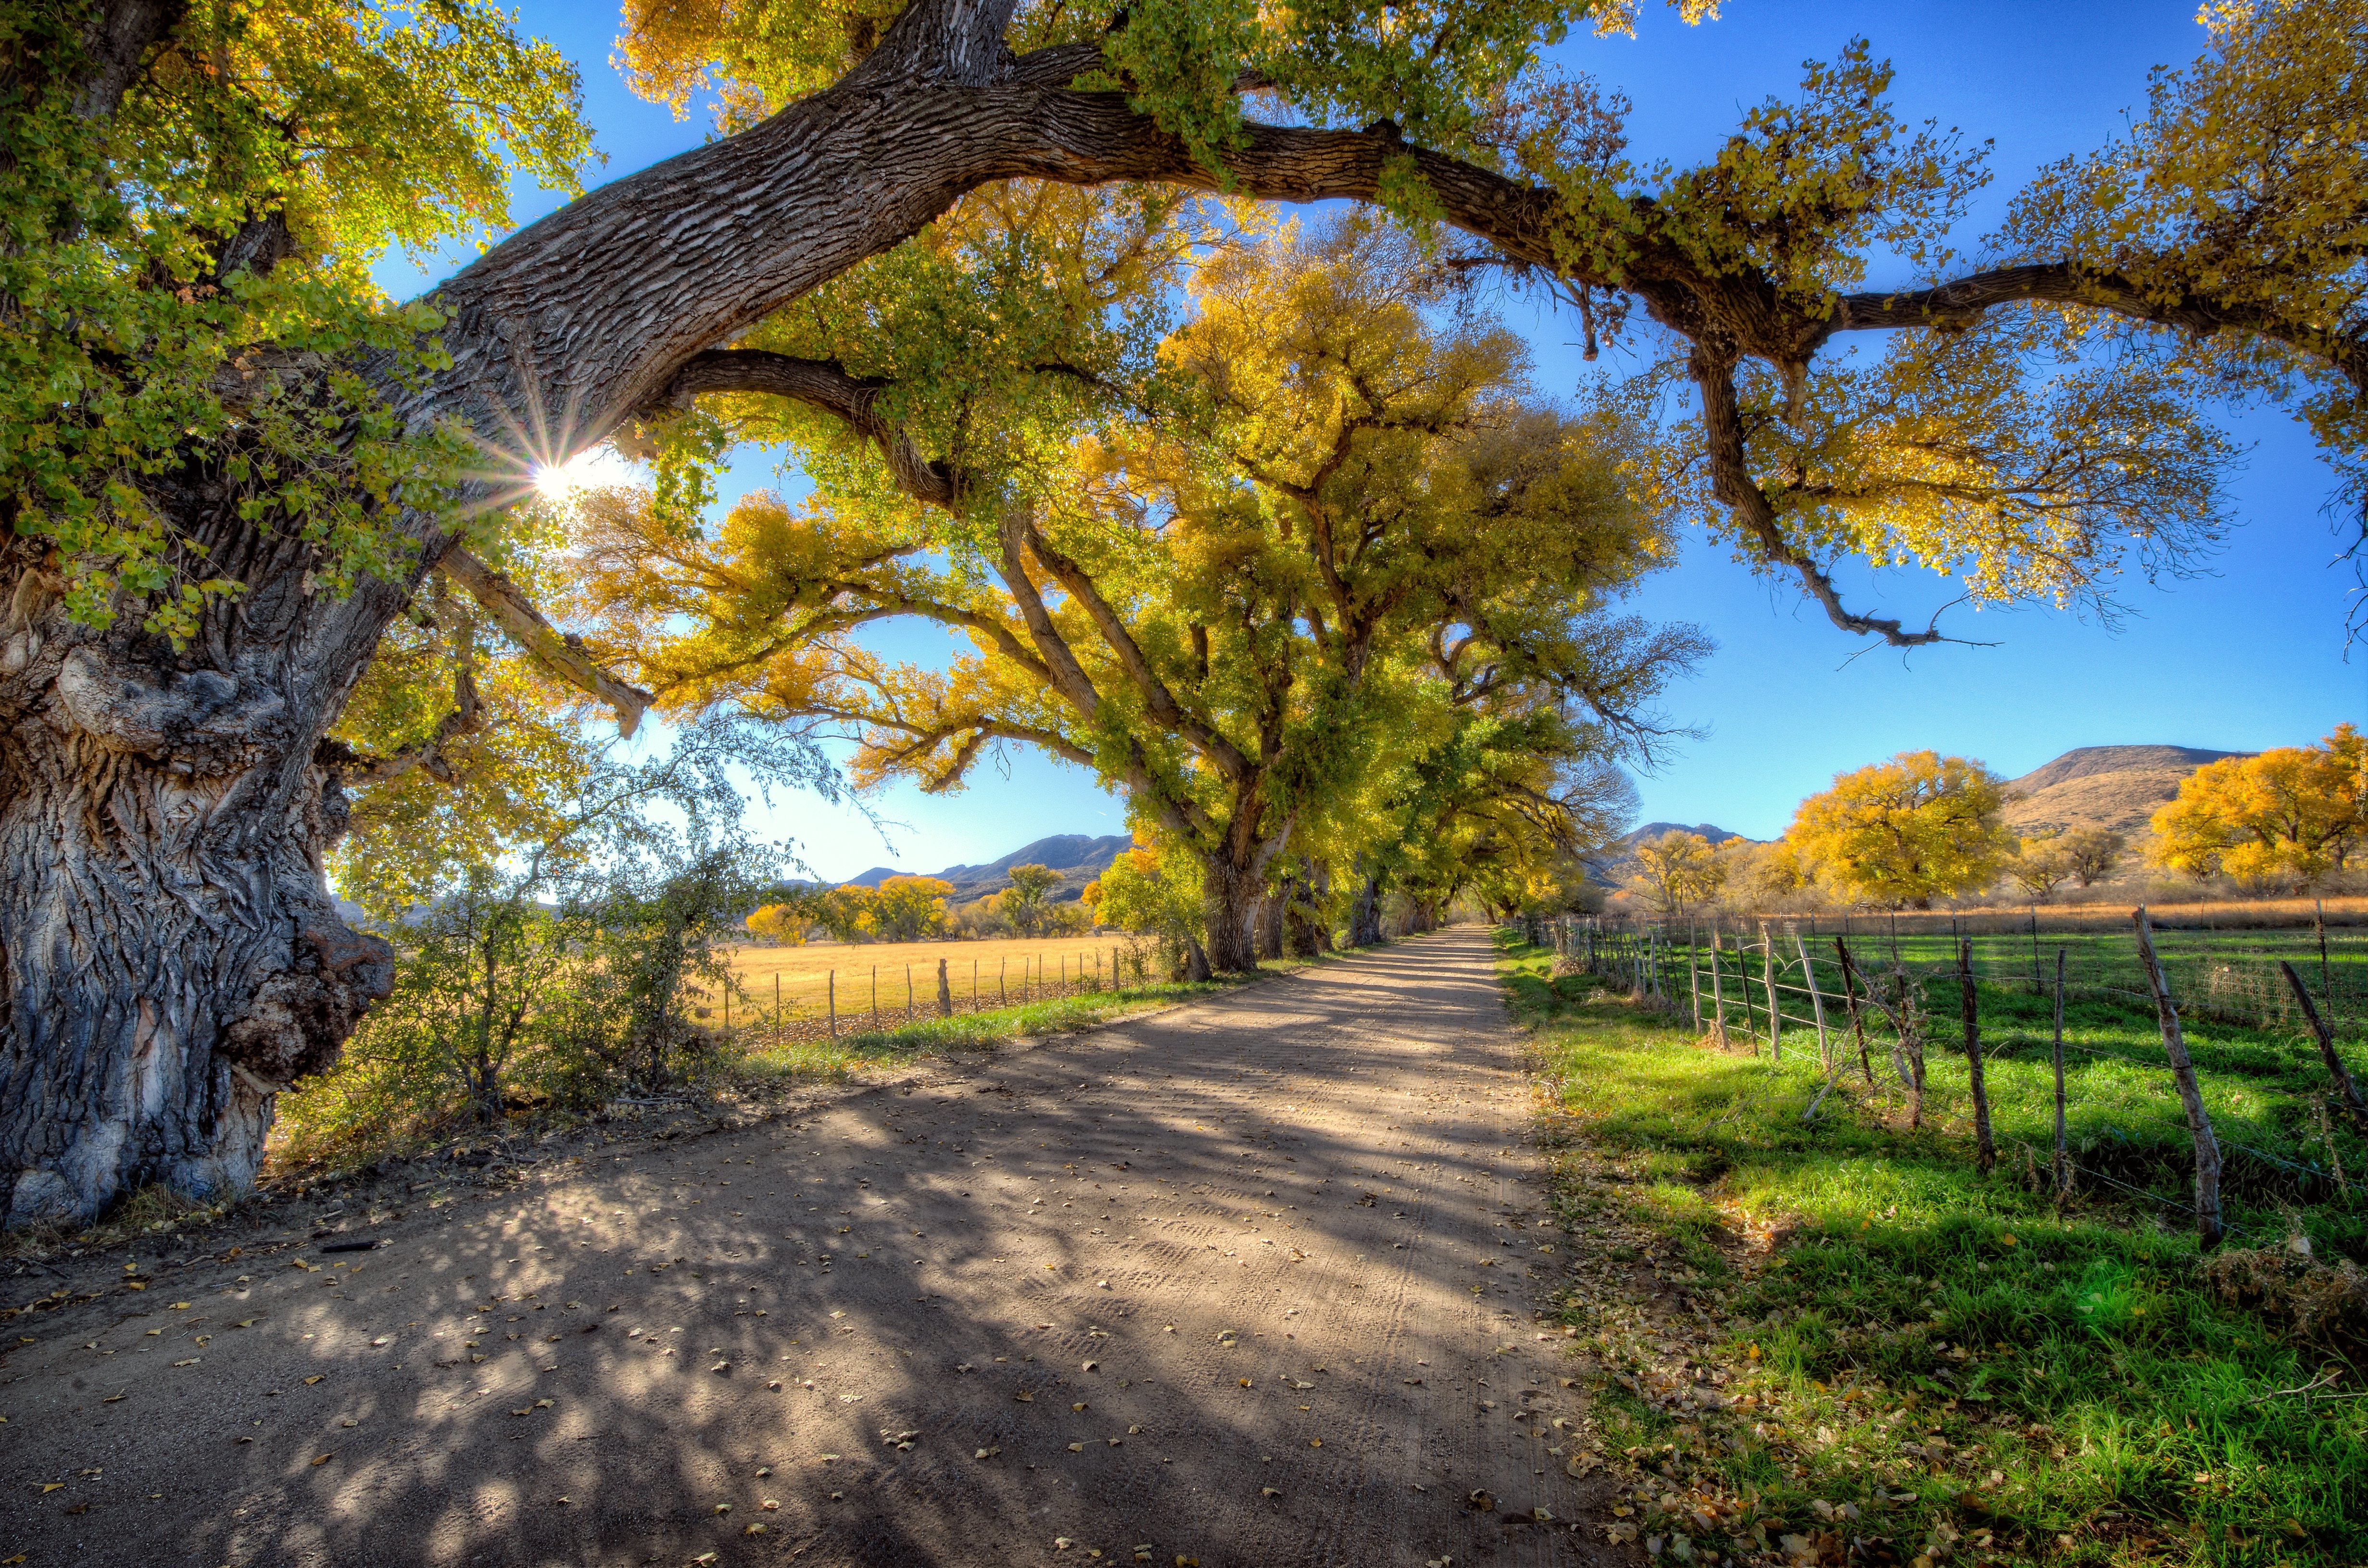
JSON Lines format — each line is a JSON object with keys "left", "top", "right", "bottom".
{"left": 1502, "top": 930, "right": 2368, "bottom": 1568}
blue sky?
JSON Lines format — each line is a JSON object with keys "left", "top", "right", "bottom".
{"left": 376, "top": 1, "right": 2367, "bottom": 881}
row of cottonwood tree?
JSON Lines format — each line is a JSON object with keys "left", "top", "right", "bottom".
{"left": 5, "top": 0, "right": 2365, "bottom": 1223}
{"left": 1626, "top": 726, "right": 2368, "bottom": 915}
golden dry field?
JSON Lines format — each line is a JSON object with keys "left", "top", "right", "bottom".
{"left": 728, "top": 933, "right": 1138, "bottom": 1023}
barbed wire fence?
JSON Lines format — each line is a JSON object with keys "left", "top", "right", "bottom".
{"left": 1513, "top": 906, "right": 2368, "bottom": 1250}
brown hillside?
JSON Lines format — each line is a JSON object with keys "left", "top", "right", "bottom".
{"left": 2003, "top": 744, "right": 2250, "bottom": 837}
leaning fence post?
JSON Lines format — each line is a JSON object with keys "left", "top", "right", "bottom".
{"left": 2134, "top": 907, "right": 2225, "bottom": 1251}
{"left": 1835, "top": 936, "right": 1873, "bottom": 1085}
{"left": 1958, "top": 938, "right": 1997, "bottom": 1174}
{"left": 2280, "top": 960, "right": 2368, "bottom": 1141}
{"left": 937, "top": 957, "right": 953, "bottom": 1017}
{"left": 1792, "top": 923, "right": 1830, "bottom": 1072}
{"left": 828, "top": 970, "right": 837, "bottom": 1038}
{"left": 2052, "top": 947, "right": 2071, "bottom": 1201}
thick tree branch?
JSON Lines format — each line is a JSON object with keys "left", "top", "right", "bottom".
{"left": 1688, "top": 347, "right": 1988, "bottom": 650}
{"left": 435, "top": 549, "right": 653, "bottom": 734}
{"left": 989, "top": 513, "right": 1106, "bottom": 718}
{"left": 340, "top": 664, "right": 483, "bottom": 787}
{"left": 657, "top": 350, "right": 961, "bottom": 508}
{"left": 1834, "top": 264, "right": 2368, "bottom": 397}
{"left": 1016, "top": 517, "right": 1256, "bottom": 784}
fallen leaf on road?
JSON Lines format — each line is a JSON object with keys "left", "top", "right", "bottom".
{"left": 1015, "top": 1391, "right": 1033, "bottom": 1402}
{"left": 1068, "top": 1443, "right": 1085, "bottom": 1453}
{"left": 172, "top": 1358, "right": 200, "bottom": 1367}
{"left": 975, "top": 1446, "right": 1001, "bottom": 1459}
{"left": 743, "top": 1523, "right": 767, "bottom": 1535}
{"left": 1261, "top": 1487, "right": 1282, "bottom": 1499}
{"left": 303, "top": 1375, "right": 324, "bottom": 1385}
{"left": 311, "top": 1454, "right": 334, "bottom": 1466}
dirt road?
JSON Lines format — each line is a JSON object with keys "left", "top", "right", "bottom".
{"left": 2, "top": 927, "right": 1625, "bottom": 1568}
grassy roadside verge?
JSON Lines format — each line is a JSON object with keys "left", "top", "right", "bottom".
{"left": 1500, "top": 930, "right": 2368, "bottom": 1568}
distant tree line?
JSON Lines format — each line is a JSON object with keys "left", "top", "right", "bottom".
{"left": 1621, "top": 724, "right": 2366, "bottom": 915}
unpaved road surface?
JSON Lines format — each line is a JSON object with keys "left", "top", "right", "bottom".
{"left": 3, "top": 927, "right": 1624, "bottom": 1567}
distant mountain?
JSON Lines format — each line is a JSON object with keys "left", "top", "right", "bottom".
{"left": 1582, "top": 821, "right": 1756, "bottom": 888}
{"left": 2003, "top": 744, "right": 2249, "bottom": 838}
{"left": 840, "top": 833, "right": 1134, "bottom": 904}
{"left": 1617, "top": 821, "right": 1750, "bottom": 849}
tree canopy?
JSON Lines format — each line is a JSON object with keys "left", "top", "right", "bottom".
{"left": 11, "top": 0, "right": 2368, "bottom": 1227}
{"left": 2151, "top": 724, "right": 2367, "bottom": 888}
{"left": 1784, "top": 750, "right": 2013, "bottom": 910}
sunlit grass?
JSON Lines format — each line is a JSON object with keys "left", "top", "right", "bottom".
{"left": 1503, "top": 932, "right": 2368, "bottom": 1567}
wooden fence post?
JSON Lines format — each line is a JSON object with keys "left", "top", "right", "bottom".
{"left": 1688, "top": 920, "right": 1701, "bottom": 1031}
{"left": 1760, "top": 923, "right": 1781, "bottom": 1062}
{"left": 1834, "top": 935, "right": 1872, "bottom": 1085}
{"left": 999, "top": 957, "right": 1007, "bottom": 1004}
{"left": 2280, "top": 961, "right": 2368, "bottom": 1140}
{"left": 870, "top": 965, "right": 879, "bottom": 1029}
{"left": 906, "top": 963, "right": 914, "bottom": 1013}
{"left": 2134, "top": 908, "right": 2225, "bottom": 1251}
{"left": 937, "top": 958, "right": 953, "bottom": 1017}
{"left": 1899, "top": 970, "right": 1925, "bottom": 1130}
{"left": 1707, "top": 921, "right": 1728, "bottom": 1048}
{"left": 2052, "top": 947, "right": 2071, "bottom": 1201}
{"left": 828, "top": 970, "right": 837, "bottom": 1038}
{"left": 1792, "top": 924, "right": 1830, "bottom": 1071}
{"left": 774, "top": 972, "right": 782, "bottom": 1028}
{"left": 2316, "top": 898, "right": 2333, "bottom": 1005}
{"left": 1958, "top": 938, "right": 1997, "bottom": 1174}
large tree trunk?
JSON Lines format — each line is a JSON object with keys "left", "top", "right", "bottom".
{"left": 1255, "top": 882, "right": 1287, "bottom": 962}
{"left": 0, "top": 519, "right": 401, "bottom": 1226}
{"left": 1202, "top": 855, "right": 1263, "bottom": 974}
{"left": 1285, "top": 863, "right": 1332, "bottom": 956}
{"left": 1348, "top": 866, "right": 1385, "bottom": 947}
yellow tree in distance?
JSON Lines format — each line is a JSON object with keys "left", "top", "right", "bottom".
{"left": 745, "top": 903, "right": 809, "bottom": 944}
{"left": 1785, "top": 751, "right": 2013, "bottom": 910}
{"left": 1625, "top": 830, "right": 1727, "bottom": 915}
{"left": 2152, "top": 725, "right": 2367, "bottom": 887}
{"left": 868, "top": 876, "right": 955, "bottom": 941}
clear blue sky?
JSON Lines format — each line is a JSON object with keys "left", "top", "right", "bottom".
{"left": 375, "top": 1, "right": 2368, "bottom": 880}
